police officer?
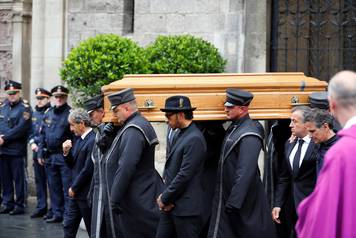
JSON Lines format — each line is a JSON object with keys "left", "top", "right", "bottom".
{"left": 37, "top": 85, "right": 72, "bottom": 223}
{"left": 208, "top": 89, "right": 276, "bottom": 238}
{"left": 0, "top": 80, "right": 32, "bottom": 215}
{"left": 28, "top": 88, "right": 52, "bottom": 218}
{"left": 156, "top": 95, "right": 207, "bottom": 238}
{"left": 106, "top": 88, "right": 163, "bottom": 238}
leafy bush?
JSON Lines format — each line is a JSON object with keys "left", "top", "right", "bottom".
{"left": 145, "top": 35, "right": 226, "bottom": 74}
{"left": 60, "top": 34, "right": 149, "bottom": 104}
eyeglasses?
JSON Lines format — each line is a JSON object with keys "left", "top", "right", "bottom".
{"left": 36, "top": 96, "right": 46, "bottom": 100}
{"left": 54, "top": 95, "right": 65, "bottom": 99}
{"left": 165, "top": 112, "right": 176, "bottom": 119}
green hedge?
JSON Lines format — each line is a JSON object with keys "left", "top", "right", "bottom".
{"left": 59, "top": 34, "right": 149, "bottom": 104}
{"left": 60, "top": 34, "right": 226, "bottom": 102}
{"left": 145, "top": 35, "right": 226, "bottom": 74}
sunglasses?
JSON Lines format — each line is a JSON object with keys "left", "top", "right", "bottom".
{"left": 165, "top": 112, "right": 176, "bottom": 119}
{"left": 36, "top": 96, "right": 46, "bottom": 100}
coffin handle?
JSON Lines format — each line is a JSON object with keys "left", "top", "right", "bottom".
{"left": 138, "top": 99, "right": 156, "bottom": 110}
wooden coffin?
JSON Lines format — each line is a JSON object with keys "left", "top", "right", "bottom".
{"left": 101, "top": 73, "right": 328, "bottom": 122}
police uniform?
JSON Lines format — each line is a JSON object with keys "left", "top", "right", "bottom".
{"left": 0, "top": 80, "right": 32, "bottom": 215}
{"left": 208, "top": 89, "right": 276, "bottom": 238}
{"left": 28, "top": 88, "right": 52, "bottom": 218}
{"left": 104, "top": 89, "right": 163, "bottom": 238}
{"left": 37, "top": 85, "right": 72, "bottom": 223}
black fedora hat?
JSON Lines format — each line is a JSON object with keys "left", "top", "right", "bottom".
{"left": 160, "top": 95, "right": 196, "bottom": 112}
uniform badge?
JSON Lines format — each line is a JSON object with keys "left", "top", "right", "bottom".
{"left": 23, "top": 111, "right": 30, "bottom": 120}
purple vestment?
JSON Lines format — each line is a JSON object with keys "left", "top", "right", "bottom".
{"left": 296, "top": 125, "right": 356, "bottom": 238}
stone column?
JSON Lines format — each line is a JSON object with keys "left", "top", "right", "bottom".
{"left": 243, "top": 0, "right": 268, "bottom": 73}
{"left": 30, "top": 0, "right": 66, "bottom": 104}
{"left": 11, "top": 0, "right": 32, "bottom": 100}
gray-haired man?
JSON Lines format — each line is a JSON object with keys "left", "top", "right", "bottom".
{"left": 62, "top": 108, "right": 96, "bottom": 238}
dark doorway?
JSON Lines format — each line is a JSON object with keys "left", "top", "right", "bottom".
{"left": 270, "top": 0, "right": 356, "bottom": 81}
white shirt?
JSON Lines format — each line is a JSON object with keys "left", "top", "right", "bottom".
{"left": 289, "top": 135, "right": 311, "bottom": 168}
{"left": 81, "top": 128, "right": 92, "bottom": 140}
{"left": 344, "top": 115, "right": 356, "bottom": 129}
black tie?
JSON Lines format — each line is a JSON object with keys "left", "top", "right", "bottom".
{"left": 293, "top": 139, "right": 304, "bottom": 176}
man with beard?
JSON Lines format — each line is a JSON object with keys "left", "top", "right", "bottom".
{"left": 208, "top": 89, "right": 276, "bottom": 238}
{"left": 106, "top": 88, "right": 163, "bottom": 238}
{"left": 156, "top": 95, "right": 207, "bottom": 238}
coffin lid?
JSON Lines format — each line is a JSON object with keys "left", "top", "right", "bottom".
{"left": 101, "top": 72, "right": 328, "bottom": 121}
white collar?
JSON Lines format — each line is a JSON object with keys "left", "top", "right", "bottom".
{"left": 300, "top": 134, "right": 311, "bottom": 143}
{"left": 81, "top": 128, "right": 92, "bottom": 140}
{"left": 344, "top": 116, "right": 356, "bottom": 129}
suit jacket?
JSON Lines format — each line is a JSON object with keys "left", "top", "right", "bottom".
{"left": 161, "top": 122, "right": 207, "bottom": 216}
{"left": 274, "top": 138, "right": 319, "bottom": 209}
{"left": 64, "top": 130, "right": 95, "bottom": 200}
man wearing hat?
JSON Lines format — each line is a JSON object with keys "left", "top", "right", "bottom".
{"left": 28, "top": 88, "right": 52, "bottom": 218}
{"left": 104, "top": 88, "right": 162, "bottom": 237}
{"left": 82, "top": 95, "right": 120, "bottom": 238}
{"left": 156, "top": 95, "right": 207, "bottom": 238}
{"left": 37, "top": 85, "right": 72, "bottom": 223}
{"left": 0, "top": 80, "right": 32, "bottom": 215}
{"left": 208, "top": 89, "right": 276, "bottom": 238}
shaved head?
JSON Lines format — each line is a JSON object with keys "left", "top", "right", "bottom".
{"left": 328, "top": 70, "right": 356, "bottom": 126}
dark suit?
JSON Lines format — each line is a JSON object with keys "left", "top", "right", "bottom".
{"left": 274, "top": 137, "right": 318, "bottom": 237}
{"left": 63, "top": 130, "right": 95, "bottom": 238}
{"left": 156, "top": 122, "right": 207, "bottom": 238}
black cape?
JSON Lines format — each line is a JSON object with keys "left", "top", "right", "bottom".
{"left": 208, "top": 116, "right": 276, "bottom": 238}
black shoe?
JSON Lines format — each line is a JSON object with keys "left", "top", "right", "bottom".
{"left": 0, "top": 207, "right": 13, "bottom": 214}
{"left": 9, "top": 208, "right": 25, "bottom": 215}
{"left": 30, "top": 210, "right": 47, "bottom": 218}
{"left": 43, "top": 213, "right": 53, "bottom": 220}
{"left": 46, "top": 216, "right": 63, "bottom": 223}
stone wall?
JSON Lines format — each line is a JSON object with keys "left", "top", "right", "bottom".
{"left": 66, "top": 0, "right": 269, "bottom": 73}
{"left": 0, "top": 8, "right": 13, "bottom": 99}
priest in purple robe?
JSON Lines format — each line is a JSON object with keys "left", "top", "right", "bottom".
{"left": 296, "top": 70, "right": 356, "bottom": 238}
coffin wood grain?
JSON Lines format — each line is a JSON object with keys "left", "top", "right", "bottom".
{"left": 101, "top": 73, "right": 328, "bottom": 121}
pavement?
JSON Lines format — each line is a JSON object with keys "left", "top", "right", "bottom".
{"left": 0, "top": 197, "right": 88, "bottom": 238}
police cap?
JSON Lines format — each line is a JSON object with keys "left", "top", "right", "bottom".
{"left": 35, "top": 88, "right": 52, "bottom": 98}
{"left": 4, "top": 80, "right": 21, "bottom": 94}
{"left": 51, "top": 85, "right": 69, "bottom": 96}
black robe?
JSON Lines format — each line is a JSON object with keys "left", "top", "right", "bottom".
{"left": 89, "top": 124, "right": 121, "bottom": 238}
{"left": 208, "top": 116, "right": 276, "bottom": 238}
{"left": 106, "top": 112, "right": 163, "bottom": 238}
